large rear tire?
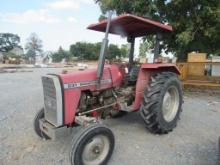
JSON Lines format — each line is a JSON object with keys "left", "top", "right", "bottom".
{"left": 70, "top": 123, "right": 115, "bottom": 165}
{"left": 140, "top": 72, "right": 183, "bottom": 134}
{"left": 33, "top": 108, "right": 50, "bottom": 139}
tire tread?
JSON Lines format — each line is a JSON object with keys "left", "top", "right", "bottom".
{"left": 140, "top": 72, "right": 183, "bottom": 134}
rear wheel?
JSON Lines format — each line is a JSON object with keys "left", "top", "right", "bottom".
{"left": 33, "top": 108, "right": 50, "bottom": 139}
{"left": 70, "top": 123, "right": 115, "bottom": 165}
{"left": 140, "top": 72, "right": 183, "bottom": 134}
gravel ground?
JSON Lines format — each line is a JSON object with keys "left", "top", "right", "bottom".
{"left": 0, "top": 68, "right": 220, "bottom": 165}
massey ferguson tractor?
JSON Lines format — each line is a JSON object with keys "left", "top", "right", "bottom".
{"left": 34, "top": 13, "right": 183, "bottom": 165}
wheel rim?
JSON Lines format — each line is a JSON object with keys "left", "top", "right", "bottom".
{"left": 162, "top": 86, "right": 180, "bottom": 122}
{"left": 82, "top": 135, "right": 110, "bottom": 165}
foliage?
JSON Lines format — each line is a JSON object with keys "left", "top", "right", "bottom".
{"left": 96, "top": 0, "right": 220, "bottom": 59}
{"left": 120, "top": 44, "right": 129, "bottom": 57}
{"left": 69, "top": 42, "right": 126, "bottom": 61}
{"left": 162, "top": 0, "right": 220, "bottom": 59}
{"left": 96, "top": 0, "right": 156, "bottom": 18}
{"left": 139, "top": 39, "right": 153, "bottom": 57}
{"left": 25, "top": 33, "right": 43, "bottom": 63}
{"left": 51, "top": 42, "right": 128, "bottom": 63}
{"left": 2, "top": 52, "right": 22, "bottom": 60}
{"left": 108, "top": 44, "right": 121, "bottom": 59}
{"left": 48, "top": 42, "right": 128, "bottom": 62}
{"left": 0, "top": 33, "right": 20, "bottom": 52}
{"left": 51, "top": 46, "right": 70, "bottom": 62}
{"left": 99, "top": 15, "right": 107, "bottom": 22}
{"left": 70, "top": 42, "right": 101, "bottom": 60}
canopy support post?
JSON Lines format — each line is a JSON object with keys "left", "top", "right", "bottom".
{"left": 153, "top": 33, "right": 162, "bottom": 63}
{"left": 128, "top": 36, "right": 135, "bottom": 71}
{"left": 97, "top": 11, "right": 113, "bottom": 84}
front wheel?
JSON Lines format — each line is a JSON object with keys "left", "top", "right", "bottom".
{"left": 33, "top": 108, "right": 50, "bottom": 139}
{"left": 70, "top": 123, "right": 115, "bottom": 165}
{"left": 140, "top": 72, "right": 183, "bottom": 134}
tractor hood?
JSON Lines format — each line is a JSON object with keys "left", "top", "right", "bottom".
{"left": 47, "top": 64, "right": 124, "bottom": 125}
{"left": 57, "top": 64, "right": 124, "bottom": 91}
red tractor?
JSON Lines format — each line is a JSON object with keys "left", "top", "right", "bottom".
{"left": 34, "top": 13, "right": 183, "bottom": 165}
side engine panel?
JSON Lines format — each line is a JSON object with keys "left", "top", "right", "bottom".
{"left": 77, "top": 89, "right": 116, "bottom": 118}
{"left": 77, "top": 86, "right": 136, "bottom": 119}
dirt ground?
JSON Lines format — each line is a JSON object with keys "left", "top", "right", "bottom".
{"left": 0, "top": 68, "right": 220, "bottom": 165}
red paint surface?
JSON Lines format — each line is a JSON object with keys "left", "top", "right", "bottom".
{"left": 131, "top": 69, "right": 152, "bottom": 110}
{"left": 141, "top": 63, "right": 180, "bottom": 75}
{"left": 108, "top": 64, "right": 124, "bottom": 86}
{"left": 131, "top": 63, "right": 180, "bottom": 110}
{"left": 58, "top": 63, "right": 180, "bottom": 125}
{"left": 58, "top": 64, "right": 124, "bottom": 125}
{"left": 63, "top": 89, "right": 81, "bottom": 125}
{"left": 88, "top": 14, "right": 172, "bottom": 37}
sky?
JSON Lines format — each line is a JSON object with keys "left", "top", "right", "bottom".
{"left": 0, "top": 0, "right": 134, "bottom": 52}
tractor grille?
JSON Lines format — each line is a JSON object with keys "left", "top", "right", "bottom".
{"left": 42, "top": 76, "right": 62, "bottom": 126}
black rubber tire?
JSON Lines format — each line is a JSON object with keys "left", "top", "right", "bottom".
{"left": 140, "top": 72, "right": 183, "bottom": 134}
{"left": 33, "top": 108, "right": 50, "bottom": 139}
{"left": 70, "top": 123, "right": 115, "bottom": 165}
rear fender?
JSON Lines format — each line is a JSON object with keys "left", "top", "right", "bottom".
{"left": 131, "top": 64, "right": 180, "bottom": 110}
{"left": 141, "top": 63, "right": 180, "bottom": 75}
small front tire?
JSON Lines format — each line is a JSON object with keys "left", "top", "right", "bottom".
{"left": 70, "top": 123, "right": 115, "bottom": 165}
{"left": 33, "top": 108, "right": 50, "bottom": 139}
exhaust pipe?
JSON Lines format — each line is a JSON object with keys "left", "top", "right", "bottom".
{"left": 97, "top": 11, "right": 113, "bottom": 84}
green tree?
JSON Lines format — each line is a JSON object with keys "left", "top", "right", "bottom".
{"left": 96, "top": 0, "right": 156, "bottom": 18}
{"left": 120, "top": 44, "right": 129, "bottom": 57}
{"left": 139, "top": 39, "right": 153, "bottom": 58}
{"left": 69, "top": 41, "right": 129, "bottom": 60}
{"left": 96, "top": 0, "right": 220, "bottom": 59}
{"left": 2, "top": 52, "right": 21, "bottom": 60}
{"left": 107, "top": 44, "right": 121, "bottom": 59}
{"left": 0, "top": 33, "right": 20, "bottom": 52}
{"left": 70, "top": 42, "right": 101, "bottom": 60}
{"left": 51, "top": 46, "right": 69, "bottom": 62}
{"left": 161, "top": 0, "right": 220, "bottom": 59}
{"left": 99, "top": 15, "right": 107, "bottom": 22}
{"left": 25, "top": 33, "right": 43, "bottom": 63}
